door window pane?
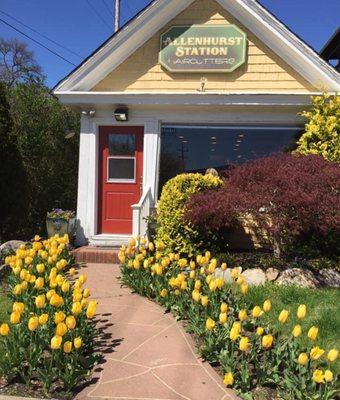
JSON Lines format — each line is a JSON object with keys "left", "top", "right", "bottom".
{"left": 108, "top": 158, "right": 135, "bottom": 181}
{"left": 109, "top": 134, "right": 135, "bottom": 156}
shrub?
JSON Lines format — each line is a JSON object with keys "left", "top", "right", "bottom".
{"left": 185, "top": 154, "right": 340, "bottom": 258}
{"left": 156, "top": 173, "right": 222, "bottom": 255}
{"left": 0, "top": 234, "right": 98, "bottom": 395}
{"left": 119, "top": 239, "right": 339, "bottom": 399}
{"left": 295, "top": 94, "right": 340, "bottom": 163}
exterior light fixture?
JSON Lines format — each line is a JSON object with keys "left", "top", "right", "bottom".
{"left": 81, "top": 110, "right": 96, "bottom": 117}
{"left": 114, "top": 108, "right": 129, "bottom": 121}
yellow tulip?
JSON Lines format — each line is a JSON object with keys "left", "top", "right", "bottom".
{"left": 46, "top": 289, "right": 56, "bottom": 301}
{"left": 310, "top": 346, "right": 325, "bottom": 360}
{"left": 201, "top": 296, "right": 209, "bottom": 307}
{"left": 221, "top": 263, "right": 227, "bottom": 271}
{"left": 73, "top": 290, "right": 82, "bottom": 302}
{"left": 297, "top": 304, "right": 307, "bottom": 320}
{"left": 239, "top": 337, "right": 250, "bottom": 352}
{"left": 209, "top": 280, "right": 217, "bottom": 292}
{"left": 72, "top": 302, "right": 82, "bottom": 316}
{"left": 13, "top": 302, "right": 25, "bottom": 314}
{"left": 262, "top": 334, "right": 274, "bottom": 349}
{"left": 38, "top": 314, "right": 49, "bottom": 325}
{"left": 194, "top": 280, "right": 201, "bottom": 290}
{"left": 86, "top": 300, "right": 97, "bottom": 319}
{"left": 69, "top": 267, "right": 76, "bottom": 276}
{"left": 308, "top": 326, "right": 318, "bottom": 341}
{"left": 66, "top": 315, "right": 76, "bottom": 330}
{"left": 35, "top": 294, "right": 46, "bottom": 309}
{"left": 160, "top": 289, "right": 168, "bottom": 298}
{"left": 74, "top": 337, "right": 82, "bottom": 349}
{"left": 312, "top": 369, "right": 324, "bottom": 384}
{"left": 56, "top": 322, "right": 68, "bottom": 336}
{"left": 240, "top": 283, "right": 249, "bottom": 295}
{"left": 192, "top": 290, "right": 200, "bottom": 303}
{"left": 327, "top": 349, "right": 338, "bottom": 362}
{"left": 297, "top": 353, "right": 309, "bottom": 366}
{"left": 278, "top": 309, "right": 289, "bottom": 324}
{"left": 10, "top": 311, "right": 21, "bottom": 325}
{"left": 230, "top": 327, "right": 239, "bottom": 341}
{"left": 220, "top": 303, "right": 228, "bottom": 313}
{"left": 223, "top": 372, "right": 234, "bottom": 387}
{"left": 0, "top": 323, "right": 9, "bottom": 336}
{"left": 51, "top": 335, "right": 62, "bottom": 350}
{"left": 35, "top": 277, "right": 44, "bottom": 290}
{"left": 231, "top": 268, "right": 239, "bottom": 280}
{"left": 13, "top": 284, "right": 22, "bottom": 295}
{"left": 28, "top": 316, "right": 39, "bottom": 331}
{"left": 256, "top": 327, "right": 264, "bottom": 336}
{"left": 252, "top": 306, "right": 262, "bottom": 318}
{"left": 324, "top": 370, "right": 333, "bottom": 383}
{"left": 50, "top": 294, "right": 64, "bottom": 307}
{"left": 292, "top": 325, "right": 302, "bottom": 338}
{"left": 205, "top": 318, "right": 215, "bottom": 331}
{"left": 54, "top": 311, "right": 66, "bottom": 324}
{"left": 63, "top": 341, "right": 73, "bottom": 354}
{"left": 238, "top": 309, "right": 247, "bottom": 321}
{"left": 36, "top": 263, "right": 45, "bottom": 274}
{"left": 219, "top": 313, "right": 227, "bottom": 324}
{"left": 78, "top": 274, "right": 87, "bottom": 285}
{"left": 61, "top": 281, "right": 70, "bottom": 293}
{"left": 263, "top": 300, "right": 271, "bottom": 313}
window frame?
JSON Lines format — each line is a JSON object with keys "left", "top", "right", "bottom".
{"left": 106, "top": 155, "right": 136, "bottom": 184}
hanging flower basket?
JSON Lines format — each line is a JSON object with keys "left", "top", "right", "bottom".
{"left": 46, "top": 209, "right": 77, "bottom": 239}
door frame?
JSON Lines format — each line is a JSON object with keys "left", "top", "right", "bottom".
{"left": 76, "top": 116, "right": 161, "bottom": 243}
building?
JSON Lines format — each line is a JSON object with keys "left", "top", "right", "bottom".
{"left": 53, "top": 0, "right": 340, "bottom": 247}
{"left": 320, "top": 27, "right": 340, "bottom": 72}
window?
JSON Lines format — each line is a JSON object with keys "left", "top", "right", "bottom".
{"left": 159, "top": 124, "right": 302, "bottom": 193}
{"left": 107, "top": 134, "right": 136, "bottom": 182}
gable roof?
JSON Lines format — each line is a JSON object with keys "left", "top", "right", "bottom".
{"left": 53, "top": 0, "right": 340, "bottom": 93}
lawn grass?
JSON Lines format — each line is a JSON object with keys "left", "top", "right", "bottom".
{"left": 244, "top": 283, "right": 340, "bottom": 373}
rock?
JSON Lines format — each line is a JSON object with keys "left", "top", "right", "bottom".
{"left": 215, "top": 267, "right": 242, "bottom": 283}
{"left": 0, "top": 240, "right": 25, "bottom": 256}
{"left": 276, "top": 268, "right": 319, "bottom": 288}
{"left": 318, "top": 269, "right": 340, "bottom": 288}
{"left": 266, "top": 268, "right": 280, "bottom": 282}
{"left": 242, "top": 268, "right": 267, "bottom": 286}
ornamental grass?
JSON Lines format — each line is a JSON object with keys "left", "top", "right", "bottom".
{"left": 119, "top": 238, "right": 339, "bottom": 400}
{"left": 0, "top": 234, "right": 98, "bottom": 395}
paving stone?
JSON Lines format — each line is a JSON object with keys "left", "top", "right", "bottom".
{"left": 75, "top": 263, "right": 240, "bottom": 400}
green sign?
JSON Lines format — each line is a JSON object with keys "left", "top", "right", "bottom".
{"left": 159, "top": 25, "right": 247, "bottom": 73}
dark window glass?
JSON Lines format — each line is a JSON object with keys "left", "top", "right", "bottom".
{"left": 108, "top": 158, "right": 135, "bottom": 181}
{"left": 159, "top": 125, "right": 302, "bottom": 194}
{"left": 109, "top": 134, "right": 135, "bottom": 156}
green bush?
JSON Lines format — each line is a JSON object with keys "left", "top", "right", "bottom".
{"left": 156, "top": 173, "right": 222, "bottom": 256}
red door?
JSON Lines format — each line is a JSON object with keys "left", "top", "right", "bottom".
{"left": 98, "top": 126, "right": 144, "bottom": 234}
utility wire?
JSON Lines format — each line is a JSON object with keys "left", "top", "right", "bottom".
{"left": 0, "top": 9, "right": 84, "bottom": 59}
{"left": 101, "top": 0, "right": 114, "bottom": 18}
{"left": 86, "top": 0, "right": 111, "bottom": 30}
{"left": 0, "top": 17, "right": 77, "bottom": 66}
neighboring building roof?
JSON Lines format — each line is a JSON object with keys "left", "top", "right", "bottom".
{"left": 320, "top": 28, "right": 340, "bottom": 72}
{"left": 53, "top": 0, "right": 340, "bottom": 93}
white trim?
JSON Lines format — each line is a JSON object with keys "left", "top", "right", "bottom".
{"left": 55, "top": 92, "right": 317, "bottom": 107}
{"left": 54, "top": 0, "right": 340, "bottom": 93}
{"left": 89, "top": 234, "right": 131, "bottom": 247}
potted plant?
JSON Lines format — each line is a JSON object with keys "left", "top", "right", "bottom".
{"left": 46, "top": 209, "right": 77, "bottom": 239}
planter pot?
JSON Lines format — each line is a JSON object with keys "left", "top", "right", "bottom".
{"left": 46, "top": 217, "right": 77, "bottom": 239}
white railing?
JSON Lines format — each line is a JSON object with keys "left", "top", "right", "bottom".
{"left": 131, "top": 186, "right": 152, "bottom": 238}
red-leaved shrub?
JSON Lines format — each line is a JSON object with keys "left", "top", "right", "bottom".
{"left": 185, "top": 154, "right": 340, "bottom": 257}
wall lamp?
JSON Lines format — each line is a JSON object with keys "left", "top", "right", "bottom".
{"left": 81, "top": 110, "right": 96, "bottom": 117}
{"left": 114, "top": 107, "right": 129, "bottom": 121}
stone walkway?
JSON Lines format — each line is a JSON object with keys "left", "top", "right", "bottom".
{"left": 76, "top": 264, "right": 239, "bottom": 400}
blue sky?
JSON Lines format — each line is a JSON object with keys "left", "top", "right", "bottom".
{"left": 0, "top": 0, "right": 339, "bottom": 88}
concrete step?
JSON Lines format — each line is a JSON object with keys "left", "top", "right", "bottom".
{"left": 72, "top": 246, "right": 120, "bottom": 264}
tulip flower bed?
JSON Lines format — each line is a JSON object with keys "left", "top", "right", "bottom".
{"left": 119, "top": 239, "right": 339, "bottom": 400}
{"left": 0, "top": 235, "right": 99, "bottom": 397}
